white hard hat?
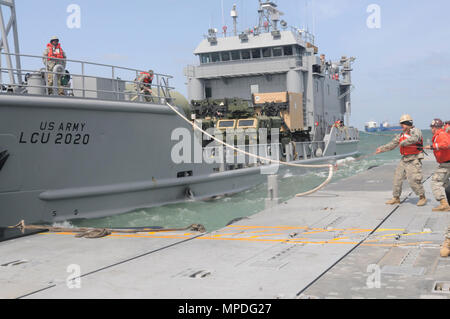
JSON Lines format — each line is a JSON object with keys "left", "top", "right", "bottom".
{"left": 400, "top": 114, "right": 413, "bottom": 124}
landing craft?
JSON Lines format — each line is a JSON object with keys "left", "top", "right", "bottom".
{"left": 0, "top": 0, "right": 359, "bottom": 227}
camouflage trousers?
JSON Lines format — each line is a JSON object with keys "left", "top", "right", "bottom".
{"left": 392, "top": 158, "right": 425, "bottom": 198}
{"left": 47, "top": 63, "right": 64, "bottom": 95}
{"left": 134, "top": 85, "right": 153, "bottom": 102}
{"left": 431, "top": 162, "right": 450, "bottom": 201}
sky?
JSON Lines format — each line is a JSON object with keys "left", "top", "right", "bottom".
{"left": 8, "top": 0, "right": 450, "bottom": 129}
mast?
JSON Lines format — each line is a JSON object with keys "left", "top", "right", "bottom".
{"left": 231, "top": 4, "right": 238, "bottom": 36}
{"left": 0, "top": 0, "right": 22, "bottom": 86}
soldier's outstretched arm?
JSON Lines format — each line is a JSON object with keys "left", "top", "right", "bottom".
{"left": 376, "top": 134, "right": 400, "bottom": 154}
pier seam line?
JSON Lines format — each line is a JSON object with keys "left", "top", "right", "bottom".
{"left": 16, "top": 233, "right": 205, "bottom": 299}
{"left": 296, "top": 174, "right": 433, "bottom": 297}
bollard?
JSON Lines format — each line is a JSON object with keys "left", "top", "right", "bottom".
{"left": 265, "top": 174, "right": 281, "bottom": 209}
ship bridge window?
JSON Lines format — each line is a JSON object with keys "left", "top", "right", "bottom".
{"left": 242, "top": 50, "right": 251, "bottom": 60}
{"left": 262, "top": 47, "right": 272, "bottom": 58}
{"left": 221, "top": 51, "right": 230, "bottom": 62}
{"left": 217, "top": 120, "right": 237, "bottom": 129}
{"left": 251, "top": 49, "right": 261, "bottom": 59}
{"left": 283, "top": 46, "right": 293, "bottom": 56}
{"left": 231, "top": 50, "right": 241, "bottom": 60}
{"left": 238, "top": 119, "right": 257, "bottom": 129}
{"left": 211, "top": 52, "right": 220, "bottom": 63}
{"left": 200, "top": 54, "right": 211, "bottom": 64}
{"left": 273, "top": 47, "right": 283, "bottom": 57}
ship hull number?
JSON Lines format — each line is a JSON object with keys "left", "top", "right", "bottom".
{"left": 19, "top": 122, "right": 91, "bottom": 145}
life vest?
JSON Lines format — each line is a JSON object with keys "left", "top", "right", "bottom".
{"left": 140, "top": 72, "right": 153, "bottom": 84}
{"left": 399, "top": 132, "right": 423, "bottom": 156}
{"left": 47, "top": 43, "right": 64, "bottom": 60}
{"left": 432, "top": 129, "right": 450, "bottom": 163}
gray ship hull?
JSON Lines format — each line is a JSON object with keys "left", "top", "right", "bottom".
{"left": 0, "top": 95, "right": 358, "bottom": 227}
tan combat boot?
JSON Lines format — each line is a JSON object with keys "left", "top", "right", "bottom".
{"left": 386, "top": 198, "right": 401, "bottom": 205}
{"left": 432, "top": 199, "right": 450, "bottom": 212}
{"left": 440, "top": 239, "right": 450, "bottom": 258}
{"left": 417, "top": 196, "right": 427, "bottom": 207}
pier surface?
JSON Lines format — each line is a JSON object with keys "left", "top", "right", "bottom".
{"left": 0, "top": 160, "right": 449, "bottom": 299}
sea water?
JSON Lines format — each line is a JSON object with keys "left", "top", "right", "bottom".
{"left": 72, "top": 130, "right": 433, "bottom": 231}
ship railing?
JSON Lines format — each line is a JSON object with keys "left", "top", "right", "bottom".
{"left": 290, "top": 27, "right": 315, "bottom": 45}
{"left": 0, "top": 52, "right": 175, "bottom": 105}
{"left": 294, "top": 141, "right": 326, "bottom": 160}
{"left": 203, "top": 140, "right": 327, "bottom": 169}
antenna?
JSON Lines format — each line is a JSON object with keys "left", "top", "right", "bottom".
{"left": 312, "top": 0, "right": 316, "bottom": 37}
{"left": 231, "top": 4, "right": 238, "bottom": 36}
{"left": 0, "top": 0, "right": 22, "bottom": 86}
{"left": 221, "top": 0, "right": 225, "bottom": 27}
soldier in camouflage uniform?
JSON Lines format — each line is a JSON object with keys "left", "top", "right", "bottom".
{"left": 376, "top": 115, "right": 427, "bottom": 206}
{"left": 134, "top": 70, "right": 154, "bottom": 102}
{"left": 424, "top": 119, "right": 450, "bottom": 212}
{"left": 43, "top": 36, "right": 67, "bottom": 95}
{"left": 423, "top": 119, "right": 450, "bottom": 257}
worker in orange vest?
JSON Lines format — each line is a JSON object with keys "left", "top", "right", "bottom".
{"left": 43, "top": 36, "right": 67, "bottom": 95}
{"left": 424, "top": 119, "right": 450, "bottom": 211}
{"left": 424, "top": 119, "right": 450, "bottom": 257}
{"left": 376, "top": 114, "right": 427, "bottom": 206}
{"left": 134, "top": 70, "right": 154, "bottom": 102}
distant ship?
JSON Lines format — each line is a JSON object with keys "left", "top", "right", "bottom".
{"left": 379, "top": 121, "right": 402, "bottom": 132}
{"left": 364, "top": 121, "right": 378, "bottom": 133}
{"left": 365, "top": 121, "right": 402, "bottom": 133}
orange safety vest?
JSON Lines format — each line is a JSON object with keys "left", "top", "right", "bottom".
{"left": 432, "top": 129, "right": 450, "bottom": 163}
{"left": 140, "top": 72, "right": 153, "bottom": 84}
{"left": 47, "top": 43, "right": 64, "bottom": 60}
{"left": 399, "top": 132, "right": 423, "bottom": 156}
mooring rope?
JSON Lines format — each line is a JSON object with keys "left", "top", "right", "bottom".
{"left": 8, "top": 220, "right": 206, "bottom": 239}
{"left": 361, "top": 131, "right": 399, "bottom": 137}
{"left": 165, "top": 102, "right": 335, "bottom": 197}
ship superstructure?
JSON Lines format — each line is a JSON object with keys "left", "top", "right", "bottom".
{"left": 185, "top": 1, "right": 357, "bottom": 144}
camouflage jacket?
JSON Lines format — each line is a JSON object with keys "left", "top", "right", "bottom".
{"left": 135, "top": 73, "right": 153, "bottom": 89}
{"left": 379, "top": 127, "right": 424, "bottom": 162}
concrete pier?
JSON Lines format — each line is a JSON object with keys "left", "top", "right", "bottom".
{"left": 0, "top": 160, "right": 448, "bottom": 299}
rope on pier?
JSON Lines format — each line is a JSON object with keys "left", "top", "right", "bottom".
{"left": 8, "top": 220, "right": 206, "bottom": 239}
{"left": 165, "top": 102, "right": 335, "bottom": 197}
{"left": 361, "top": 131, "right": 399, "bottom": 137}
